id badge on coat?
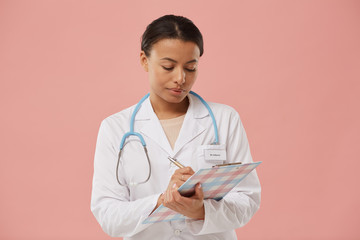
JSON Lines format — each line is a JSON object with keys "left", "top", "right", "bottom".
{"left": 198, "top": 144, "right": 227, "bottom": 165}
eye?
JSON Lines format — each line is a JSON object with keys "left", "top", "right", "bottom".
{"left": 185, "top": 68, "right": 197, "bottom": 72}
{"left": 162, "top": 66, "right": 174, "bottom": 71}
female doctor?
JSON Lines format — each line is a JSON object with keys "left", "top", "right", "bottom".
{"left": 91, "top": 15, "right": 261, "bottom": 239}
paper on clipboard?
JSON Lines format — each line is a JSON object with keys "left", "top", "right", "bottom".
{"left": 142, "top": 161, "right": 261, "bottom": 224}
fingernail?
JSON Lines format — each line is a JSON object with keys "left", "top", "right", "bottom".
{"left": 198, "top": 183, "right": 201, "bottom": 188}
{"left": 173, "top": 183, "right": 177, "bottom": 188}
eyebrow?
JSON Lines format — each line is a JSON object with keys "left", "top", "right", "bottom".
{"left": 160, "top": 57, "right": 197, "bottom": 64}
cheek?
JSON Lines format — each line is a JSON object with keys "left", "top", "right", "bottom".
{"left": 186, "top": 72, "right": 198, "bottom": 84}
{"left": 150, "top": 67, "right": 168, "bottom": 83}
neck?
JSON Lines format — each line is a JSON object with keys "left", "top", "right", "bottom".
{"left": 150, "top": 94, "right": 189, "bottom": 120}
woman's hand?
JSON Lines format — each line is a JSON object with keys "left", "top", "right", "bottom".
{"left": 169, "top": 167, "right": 195, "bottom": 187}
{"left": 162, "top": 167, "right": 205, "bottom": 220}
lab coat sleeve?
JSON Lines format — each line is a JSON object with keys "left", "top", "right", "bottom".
{"left": 90, "top": 119, "right": 160, "bottom": 237}
{"left": 186, "top": 111, "right": 261, "bottom": 235}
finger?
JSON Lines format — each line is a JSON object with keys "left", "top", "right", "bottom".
{"left": 172, "top": 176, "right": 190, "bottom": 187}
{"left": 175, "top": 170, "right": 193, "bottom": 180}
{"left": 165, "top": 183, "right": 175, "bottom": 203}
{"left": 179, "top": 174, "right": 190, "bottom": 182}
{"left": 170, "top": 183, "right": 177, "bottom": 201}
{"left": 164, "top": 186, "right": 185, "bottom": 210}
{"left": 182, "top": 174, "right": 192, "bottom": 182}
{"left": 160, "top": 194, "right": 164, "bottom": 202}
{"left": 175, "top": 180, "right": 183, "bottom": 188}
{"left": 171, "top": 173, "right": 192, "bottom": 183}
{"left": 175, "top": 167, "right": 195, "bottom": 175}
{"left": 164, "top": 189, "right": 168, "bottom": 203}
{"left": 191, "top": 183, "right": 204, "bottom": 200}
{"left": 171, "top": 187, "right": 187, "bottom": 208}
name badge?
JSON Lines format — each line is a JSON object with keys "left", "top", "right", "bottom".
{"left": 204, "top": 149, "right": 227, "bottom": 162}
{"left": 198, "top": 144, "right": 227, "bottom": 166}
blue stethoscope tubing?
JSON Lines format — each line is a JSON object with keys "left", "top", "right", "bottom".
{"left": 116, "top": 91, "right": 219, "bottom": 186}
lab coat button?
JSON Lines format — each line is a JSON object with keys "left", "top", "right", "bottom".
{"left": 174, "top": 229, "right": 181, "bottom": 236}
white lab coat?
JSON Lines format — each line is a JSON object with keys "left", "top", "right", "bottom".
{"left": 91, "top": 93, "right": 261, "bottom": 240}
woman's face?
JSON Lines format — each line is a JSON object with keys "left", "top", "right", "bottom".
{"left": 140, "top": 38, "right": 200, "bottom": 105}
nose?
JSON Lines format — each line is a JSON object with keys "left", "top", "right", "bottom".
{"left": 174, "top": 68, "right": 186, "bottom": 85}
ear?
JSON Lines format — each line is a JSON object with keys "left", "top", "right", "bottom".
{"left": 140, "top": 51, "right": 149, "bottom": 72}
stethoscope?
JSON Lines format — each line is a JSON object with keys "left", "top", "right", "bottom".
{"left": 116, "top": 91, "right": 219, "bottom": 186}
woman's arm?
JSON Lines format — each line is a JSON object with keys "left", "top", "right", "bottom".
{"left": 185, "top": 110, "right": 261, "bottom": 235}
{"left": 90, "top": 119, "right": 160, "bottom": 237}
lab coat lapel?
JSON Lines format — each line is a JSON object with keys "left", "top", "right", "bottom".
{"left": 136, "top": 94, "right": 209, "bottom": 156}
{"left": 137, "top": 98, "right": 174, "bottom": 155}
{"left": 173, "top": 94, "right": 208, "bottom": 155}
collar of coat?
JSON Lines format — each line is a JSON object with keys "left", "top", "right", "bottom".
{"left": 132, "top": 93, "right": 210, "bottom": 156}
{"left": 134, "top": 93, "right": 210, "bottom": 120}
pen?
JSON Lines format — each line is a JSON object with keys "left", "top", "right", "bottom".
{"left": 213, "top": 162, "right": 242, "bottom": 167}
{"left": 167, "top": 156, "right": 185, "bottom": 169}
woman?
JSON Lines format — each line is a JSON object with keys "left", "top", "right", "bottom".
{"left": 91, "top": 15, "right": 261, "bottom": 239}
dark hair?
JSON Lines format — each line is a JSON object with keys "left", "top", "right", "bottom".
{"left": 141, "top": 15, "right": 204, "bottom": 57}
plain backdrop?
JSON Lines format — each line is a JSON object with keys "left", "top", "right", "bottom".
{"left": 1, "top": 0, "right": 359, "bottom": 239}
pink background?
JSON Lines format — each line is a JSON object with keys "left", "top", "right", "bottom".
{"left": 1, "top": 0, "right": 359, "bottom": 239}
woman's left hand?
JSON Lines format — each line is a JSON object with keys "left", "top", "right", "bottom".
{"left": 163, "top": 182, "right": 205, "bottom": 220}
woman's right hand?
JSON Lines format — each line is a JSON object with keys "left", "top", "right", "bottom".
{"left": 168, "top": 166, "right": 195, "bottom": 188}
{"left": 162, "top": 167, "right": 205, "bottom": 220}
{"left": 151, "top": 167, "right": 195, "bottom": 214}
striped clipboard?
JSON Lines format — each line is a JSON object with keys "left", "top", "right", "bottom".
{"left": 143, "top": 161, "right": 261, "bottom": 224}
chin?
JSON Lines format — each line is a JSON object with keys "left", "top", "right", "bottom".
{"left": 168, "top": 91, "right": 189, "bottom": 102}
{"left": 164, "top": 95, "right": 187, "bottom": 104}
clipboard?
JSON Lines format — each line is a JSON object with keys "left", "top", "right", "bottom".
{"left": 142, "top": 161, "right": 261, "bottom": 224}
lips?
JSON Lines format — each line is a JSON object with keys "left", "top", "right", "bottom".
{"left": 169, "top": 88, "right": 184, "bottom": 92}
{"left": 167, "top": 88, "right": 186, "bottom": 95}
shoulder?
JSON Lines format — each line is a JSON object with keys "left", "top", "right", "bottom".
{"left": 189, "top": 93, "right": 241, "bottom": 120}
{"left": 205, "top": 101, "right": 245, "bottom": 136}
{"left": 104, "top": 105, "right": 134, "bottom": 122}
{"left": 208, "top": 101, "right": 238, "bottom": 114}
{"left": 207, "top": 101, "right": 241, "bottom": 121}
{"left": 98, "top": 104, "right": 136, "bottom": 133}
